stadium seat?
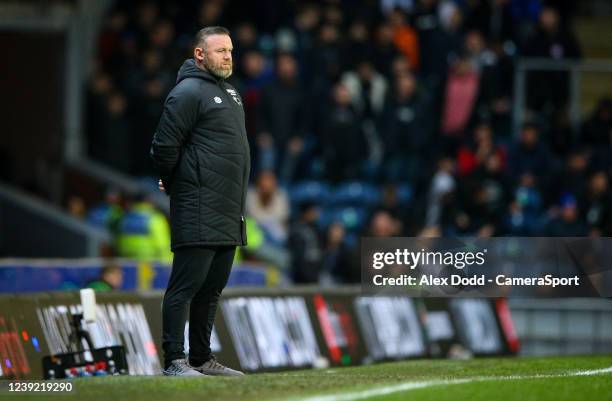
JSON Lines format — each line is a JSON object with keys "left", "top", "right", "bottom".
{"left": 333, "top": 206, "right": 369, "bottom": 231}
{"left": 330, "top": 181, "right": 381, "bottom": 207}
{"left": 289, "top": 180, "right": 332, "bottom": 205}
{"left": 317, "top": 207, "right": 336, "bottom": 230}
{"left": 395, "top": 184, "right": 413, "bottom": 205}
{"left": 318, "top": 206, "right": 369, "bottom": 232}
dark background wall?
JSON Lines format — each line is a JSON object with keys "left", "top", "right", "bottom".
{"left": 0, "top": 31, "right": 65, "bottom": 197}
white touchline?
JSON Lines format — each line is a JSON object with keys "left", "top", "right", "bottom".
{"left": 572, "top": 366, "right": 612, "bottom": 376}
{"left": 290, "top": 366, "right": 612, "bottom": 401}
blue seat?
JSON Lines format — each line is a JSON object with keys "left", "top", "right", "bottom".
{"left": 333, "top": 207, "right": 369, "bottom": 231}
{"left": 317, "top": 206, "right": 369, "bottom": 232}
{"left": 343, "top": 231, "right": 359, "bottom": 248}
{"left": 317, "top": 207, "right": 336, "bottom": 230}
{"left": 330, "top": 181, "right": 381, "bottom": 207}
{"left": 395, "top": 184, "right": 412, "bottom": 205}
{"left": 86, "top": 205, "right": 111, "bottom": 229}
{"left": 289, "top": 181, "right": 332, "bottom": 205}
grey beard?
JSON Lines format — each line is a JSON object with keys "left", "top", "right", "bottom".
{"left": 205, "top": 62, "right": 232, "bottom": 79}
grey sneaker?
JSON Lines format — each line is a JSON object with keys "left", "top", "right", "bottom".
{"left": 163, "top": 359, "right": 204, "bottom": 376}
{"left": 190, "top": 355, "right": 244, "bottom": 376}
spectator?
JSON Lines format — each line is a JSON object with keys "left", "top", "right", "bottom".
{"left": 457, "top": 122, "right": 506, "bottom": 177}
{"left": 97, "top": 10, "right": 128, "bottom": 65}
{"left": 233, "top": 22, "right": 259, "bottom": 74}
{"left": 580, "top": 171, "right": 612, "bottom": 236}
{"left": 322, "top": 4, "right": 344, "bottom": 28}
{"left": 342, "top": 60, "right": 389, "bottom": 121}
{"left": 507, "top": 123, "right": 557, "bottom": 182}
{"left": 236, "top": 49, "right": 274, "bottom": 147}
{"left": 378, "top": 183, "right": 420, "bottom": 234}
{"left": 86, "top": 69, "right": 114, "bottom": 161}
{"left": 388, "top": 8, "right": 420, "bottom": 70}
{"left": 256, "top": 53, "right": 308, "bottom": 182}
{"left": 193, "top": 0, "right": 225, "bottom": 33}
{"left": 583, "top": 97, "right": 612, "bottom": 147}
{"left": 381, "top": 0, "right": 416, "bottom": 16}
{"left": 305, "top": 24, "right": 343, "bottom": 87}
{"left": 425, "top": 157, "right": 456, "bottom": 227}
{"left": 67, "top": 196, "right": 87, "bottom": 219}
{"left": 440, "top": 55, "right": 481, "bottom": 143}
{"left": 390, "top": 54, "right": 412, "bottom": 78}
{"left": 463, "top": 31, "right": 513, "bottom": 131}
{"left": 524, "top": 6, "right": 581, "bottom": 113}
{"left": 129, "top": 49, "right": 173, "bottom": 175}
{"left": 461, "top": 148, "right": 510, "bottom": 234}
{"left": 545, "top": 193, "right": 588, "bottom": 236}
{"left": 101, "top": 91, "right": 132, "bottom": 173}
{"left": 438, "top": 190, "right": 472, "bottom": 235}
{"left": 87, "top": 74, "right": 132, "bottom": 173}
{"left": 414, "top": 0, "right": 462, "bottom": 82}
{"left": 86, "top": 188, "right": 124, "bottom": 236}
{"left": 292, "top": 4, "right": 321, "bottom": 70}
{"left": 320, "top": 83, "right": 368, "bottom": 183}
{"left": 341, "top": 59, "right": 389, "bottom": 176}
{"left": 289, "top": 203, "right": 323, "bottom": 283}
{"left": 342, "top": 20, "right": 373, "bottom": 71}
{"left": 584, "top": 98, "right": 612, "bottom": 173}
{"left": 236, "top": 216, "right": 290, "bottom": 271}
{"left": 116, "top": 193, "right": 172, "bottom": 263}
{"left": 246, "top": 170, "right": 290, "bottom": 244}
{"left": 134, "top": 2, "right": 160, "bottom": 46}
{"left": 86, "top": 263, "right": 124, "bottom": 292}
{"left": 367, "top": 210, "right": 402, "bottom": 237}
{"left": 524, "top": 6, "right": 581, "bottom": 60}
{"left": 508, "top": 0, "right": 542, "bottom": 43}
{"left": 503, "top": 172, "right": 543, "bottom": 235}
{"left": 149, "top": 20, "right": 182, "bottom": 71}
{"left": 371, "top": 23, "right": 401, "bottom": 79}
{"left": 324, "top": 222, "right": 360, "bottom": 284}
{"left": 550, "top": 148, "right": 590, "bottom": 205}
{"left": 379, "top": 71, "right": 430, "bottom": 182}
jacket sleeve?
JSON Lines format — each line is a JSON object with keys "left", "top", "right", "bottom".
{"left": 150, "top": 84, "right": 200, "bottom": 194}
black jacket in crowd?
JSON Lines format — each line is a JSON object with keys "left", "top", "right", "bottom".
{"left": 150, "top": 59, "right": 251, "bottom": 250}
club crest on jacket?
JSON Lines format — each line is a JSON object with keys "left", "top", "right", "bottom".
{"left": 226, "top": 88, "right": 242, "bottom": 105}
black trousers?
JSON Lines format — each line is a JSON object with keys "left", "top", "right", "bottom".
{"left": 162, "top": 245, "right": 235, "bottom": 367}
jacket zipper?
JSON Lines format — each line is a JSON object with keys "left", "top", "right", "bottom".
{"left": 194, "top": 148, "right": 202, "bottom": 241}
{"left": 240, "top": 215, "right": 245, "bottom": 244}
{"left": 218, "top": 80, "right": 249, "bottom": 245}
{"left": 194, "top": 148, "right": 202, "bottom": 186}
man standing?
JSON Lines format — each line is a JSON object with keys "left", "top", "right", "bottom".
{"left": 150, "top": 26, "right": 249, "bottom": 377}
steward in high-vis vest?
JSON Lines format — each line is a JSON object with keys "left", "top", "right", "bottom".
{"left": 116, "top": 195, "right": 172, "bottom": 264}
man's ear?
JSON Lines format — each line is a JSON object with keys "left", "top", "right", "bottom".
{"left": 194, "top": 47, "right": 205, "bottom": 62}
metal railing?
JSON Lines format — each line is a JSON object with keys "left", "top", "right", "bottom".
{"left": 513, "top": 58, "right": 612, "bottom": 136}
{"left": 67, "top": 157, "right": 169, "bottom": 213}
{"left": 0, "top": 183, "right": 110, "bottom": 257}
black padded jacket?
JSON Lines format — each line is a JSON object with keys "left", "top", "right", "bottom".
{"left": 150, "top": 59, "right": 250, "bottom": 250}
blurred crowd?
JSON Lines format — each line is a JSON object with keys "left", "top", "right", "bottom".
{"left": 84, "top": 0, "right": 612, "bottom": 285}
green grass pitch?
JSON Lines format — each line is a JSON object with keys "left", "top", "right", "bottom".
{"left": 3, "top": 355, "right": 612, "bottom": 401}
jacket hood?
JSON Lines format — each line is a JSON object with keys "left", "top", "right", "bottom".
{"left": 176, "top": 59, "right": 219, "bottom": 84}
